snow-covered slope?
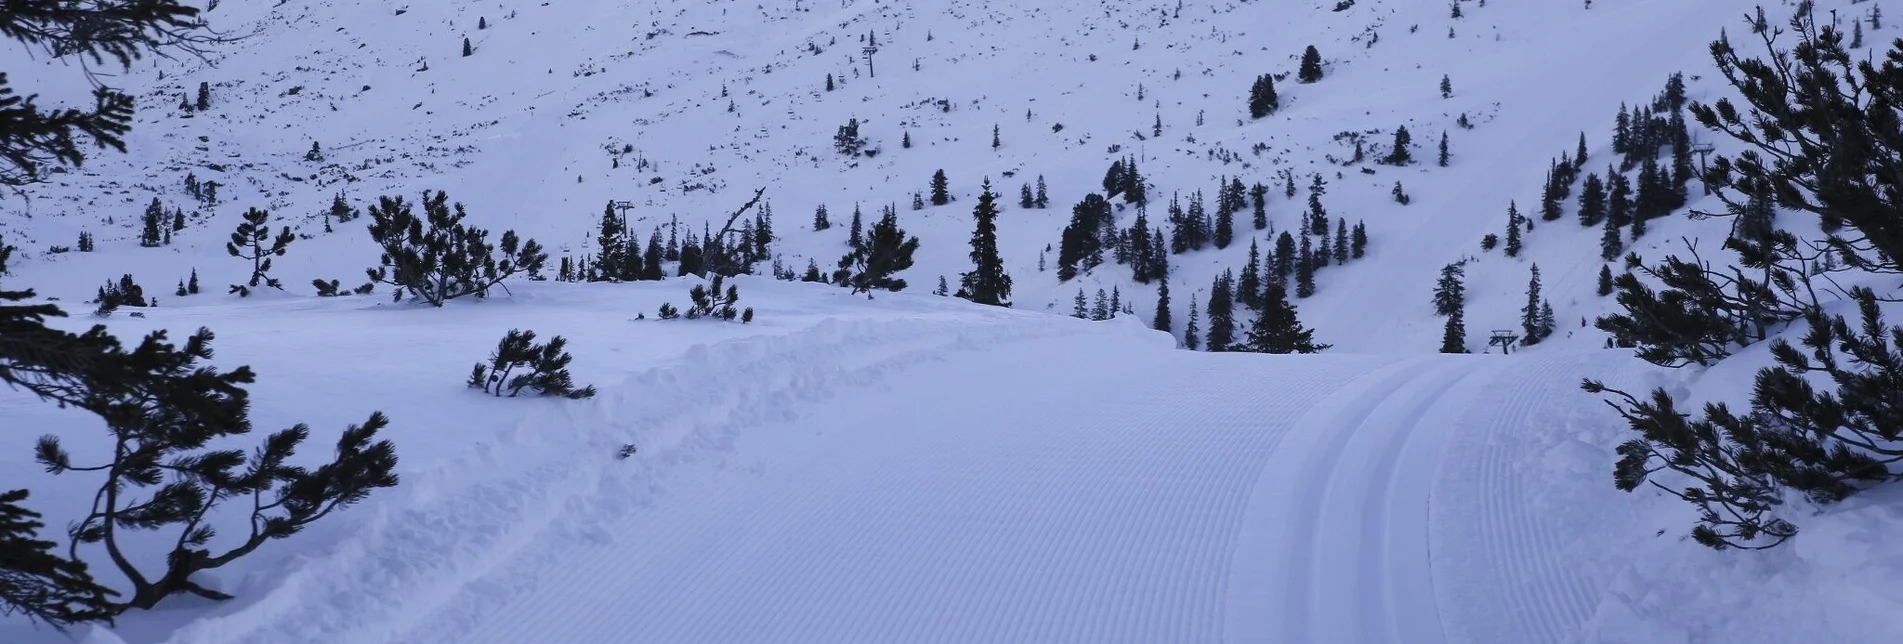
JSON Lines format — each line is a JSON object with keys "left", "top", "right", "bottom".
{"left": 0, "top": 0, "right": 1806, "bottom": 352}
{"left": 4, "top": 0, "right": 1902, "bottom": 642}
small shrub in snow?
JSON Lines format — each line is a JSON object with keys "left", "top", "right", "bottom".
{"left": 663, "top": 274, "right": 753, "bottom": 322}
{"left": 468, "top": 329, "right": 596, "bottom": 399}
{"left": 225, "top": 207, "right": 294, "bottom": 296}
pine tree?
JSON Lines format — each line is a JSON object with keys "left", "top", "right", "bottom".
{"left": 195, "top": 81, "right": 210, "bottom": 111}
{"left": 1576, "top": 131, "right": 1590, "bottom": 167}
{"left": 1184, "top": 297, "right": 1201, "bottom": 350}
{"left": 1600, "top": 205, "right": 1624, "bottom": 260}
{"left": 1251, "top": 182, "right": 1269, "bottom": 230}
{"left": 1248, "top": 74, "right": 1280, "bottom": 118}
{"left": 462, "top": 37, "right": 473, "bottom": 57}
{"left": 1438, "top": 131, "right": 1450, "bottom": 167}
{"left": 1205, "top": 272, "right": 1236, "bottom": 351}
{"left": 1577, "top": 172, "right": 1607, "bottom": 227}
{"left": 1239, "top": 239, "right": 1263, "bottom": 309}
{"left": 1306, "top": 174, "right": 1328, "bottom": 236}
{"left": 826, "top": 73, "right": 836, "bottom": 91}
{"left": 1597, "top": 264, "right": 1614, "bottom": 296}
{"left": 1333, "top": 218, "right": 1349, "bottom": 265}
{"left": 1385, "top": 126, "right": 1413, "bottom": 164}
{"left": 364, "top": 191, "right": 546, "bottom": 306}
{"left": 1035, "top": 175, "right": 1049, "bottom": 208}
{"left": 1432, "top": 261, "right": 1466, "bottom": 317}
{"left": 479, "top": 16, "right": 488, "bottom": 29}
{"left": 224, "top": 207, "right": 295, "bottom": 296}
{"left": 1296, "top": 233, "right": 1317, "bottom": 298}
{"left": 901, "top": 130, "right": 911, "bottom": 148}
{"left": 1273, "top": 231, "right": 1296, "bottom": 288}
{"left": 930, "top": 169, "right": 951, "bottom": 205}
{"left": 1092, "top": 289, "right": 1110, "bottom": 321}
{"left": 140, "top": 197, "right": 165, "bottom": 247}
{"left": 1298, "top": 45, "right": 1323, "bottom": 83}
{"left": 832, "top": 209, "right": 919, "bottom": 297}
{"left": 1236, "top": 284, "right": 1331, "bottom": 353}
{"left": 956, "top": 179, "right": 1012, "bottom": 307}
{"left": 187, "top": 268, "right": 199, "bottom": 294}
{"left": 1520, "top": 264, "right": 1545, "bottom": 345}
{"left": 1440, "top": 74, "right": 1452, "bottom": 98}
{"left": 814, "top": 204, "right": 831, "bottom": 231}
{"left": 1214, "top": 193, "right": 1235, "bottom": 249}
{"left": 1153, "top": 280, "right": 1173, "bottom": 332}
{"left": 991, "top": 124, "right": 1001, "bottom": 149}
{"left": 1504, "top": 201, "right": 1523, "bottom": 258}
{"left": 755, "top": 202, "right": 774, "bottom": 259}
{"left": 1351, "top": 221, "right": 1368, "bottom": 258}
{"left": 1020, "top": 183, "right": 1035, "bottom": 208}
{"left": 934, "top": 275, "right": 949, "bottom": 296}
{"left": 1539, "top": 165, "right": 1564, "bottom": 222}
{"left": 848, "top": 205, "right": 864, "bottom": 248}
{"left": 1073, "top": 288, "right": 1088, "bottom": 319}
{"left": 1607, "top": 169, "right": 1633, "bottom": 227}
{"left": 593, "top": 201, "right": 626, "bottom": 282}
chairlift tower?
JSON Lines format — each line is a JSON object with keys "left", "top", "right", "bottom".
{"left": 863, "top": 30, "right": 879, "bottom": 78}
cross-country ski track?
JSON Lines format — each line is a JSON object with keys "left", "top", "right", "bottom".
{"left": 122, "top": 300, "right": 1658, "bottom": 644}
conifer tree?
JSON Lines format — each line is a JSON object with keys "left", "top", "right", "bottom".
{"left": 826, "top": 73, "right": 836, "bottom": 91}
{"left": 1333, "top": 218, "right": 1349, "bottom": 265}
{"left": 832, "top": 209, "right": 919, "bottom": 297}
{"left": 754, "top": 202, "right": 774, "bottom": 259}
{"left": 1432, "top": 261, "right": 1466, "bottom": 317}
{"left": 1539, "top": 166, "right": 1564, "bottom": 222}
{"left": 1035, "top": 175, "right": 1049, "bottom": 208}
{"left": 462, "top": 37, "right": 472, "bottom": 57}
{"left": 1384, "top": 126, "right": 1413, "bottom": 165}
{"left": 1351, "top": 221, "right": 1368, "bottom": 258}
{"left": 364, "top": 191, "right": 546, "bottom": 306}
{"left": 1205, "top": 272, "right": 1236, "bottom": 351}
{"left": 1248, "top": 73, "right": 1280, "bottom": 118}
{"left": 1073, "top": 288, "right": 1088, "bottom": 319}
{"left": 848, "top": 205, "right": 864, "bottom": 248}
{"left": 1520, "top": 264, "right": 1545, "bottom": 345}
{"left": 1577, "top": 172, "right": 1607, "bottom": 227}
{"left": 934, "top": 275, "right": 949, "bottom": 296}
{"left": 956, "top": 179, "right": 1012, "bottom": 307}
{"left": 1236, "top": 284, "right": 1330, "bottom": 353}
{"left": 1440, "top": 74, "right": 1452, "bottom": 98}
{"left": 1298, "top": 45, "right": 1323, "bottom": 83}
{"left": 1438, "top": 131, "right": 1450, "bottom": 166}
{"left": 1154, "top": 280, "right": 1173, "bottom": 332}
{"left": 813, "top": 204, "right": 831, "bottom": 231}
{"left": 901, "top": 130, "right": 910, "bottom": 148}
{"left": 1599, "top": 207, "right": 1624, "bottom": 261}
{"left": 1251, "top": 182, "right": 1269, "bottom": 230}
{"left": 195, "top": 81, "right": 210, "bottom": 112}
{"left": 1273, "top": 231, "right": 1296, "bottom": 287}
{"left": 1214, "top": 193, "right": 1235, "bottom": 249}
{"left": 1504, "top": 201, "right": 1524, "bottom": 258}
{"left": 1597, "top": 264, "right": 1615, "bottom": 296}
{"left": 1184, "top": 297, "right": 1201, "bottom": 350}
{"left": 1239, "top": 239, "right": 1263, "bottom": 309}
{"left": 1020, "top": 183, "right": 1034, "bottom": 208}
{"left": 1606, "top": 169, "right": 1633, "bottom": 228}
{"left": 468, "top": 329, "right": 596, "bottom": 398}
{"left": 225, "top": 207, "right": 294, "bottom": 296}
{"left": 643, "top": 231, "right": 665, "bottom": 281}
{"left": 1441, "top": 308, "right": 1468, "bottom": 353}
{"left": 1296, "top": 233, "right": 1317, "bottom": 298}
{"left": 1092, "top": 289, "right": 1110, "bottom": 321}
{"left": 1306, "top": 174, "right": 1328, "bottom": 236}
{"left": 593, "top": 200, "right": 626, "bottom": 282}
{"left": 991, "top": 124, "right": 1001, "bottom": 149}
{"left": 929, "top": 169, "right": 950, "bottom": 205}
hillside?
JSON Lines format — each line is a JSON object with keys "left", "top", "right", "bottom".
{"left": 3, "top": 0, "right": 1902, "bottom": 642}
{"left": 0, "top": 0, "right": 1795, "bottom": 352}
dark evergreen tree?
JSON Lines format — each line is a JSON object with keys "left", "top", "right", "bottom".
{"left": 1597, "top": 264, "right": 1615, "bottom": 296}
{"left": 1298, "top": 45, "right": 1323, "bottom": 83}
{"left": 1520, "top": 264, "right": 1545, "bottom": 345}
{"left": 1296, "top": 233, "right": 1316, "bottom": 298}
{"left": 1020, "top": 183, "right": 1034, "bottom": 208}
{"left": 934, "top": 275, "right": 949, "bottom": 296}
{"left": 1351, "top": 221, "right": 1368, "bottom": 258}
{"left": 1577, "top": 172, "right": 1607, "bottom": 227}
{"left": 1239, "top": 239, "right": 1263, "bottom": 309}
{"left": 1440, "top": 308, "right": 1468, "bottom": 354}
{"left": 364, "top": 191, "right": 546, "bottom": 307}
{"left": 139, "top": 198, "right": 165, "bottom": 247}
{"left": 1184, "top": 297, "right": 1201, "bottom": 350}
{"left": 1432, "top": 261, "right": 1466, "bottom": 317}
{"left": 1073, "top": 288, "right": 1088, "bottom": 319}
{"left": 833, "top": 209, "right": 919, "bottom": 297}
{"left": 1539, "top": 164, "right": 1564, "bottom": 222}
{"left": 1236, "top": 284, "right": 1330, "bottom": 353}
{"left": 1251, "top": 182, "right": 1269, "bottom": 230}
{"left": 1600, "top": 206, "right": 1624, "bottom": 261}
{"left": 1440, "top": 74, "right": 1452, "bottom": 98}
{"left": 1438, "top": 131, "right": 1450, "bottom": 167}
{"left": 643, "top": 231, "right": 665, "bottom": 280}
{"left": 1333, "top": 218, "right": 1349, "bottom": 265}
{"left": 1248, "top": 73, "right": 1280, "bottom": 118}
{"left": 1273, "top": 231, "right": 1296, "bottom": 288}
{"left": 754, "top": 202, "right": 774, "bottom": 259}
{"left": 1214, "top": 192, "right": 1235, "bottom": 249}
{"left": 826, "top": 73, "right": 835, "bottom": 91}
{"left": 929, "top": 169, "right": 950, "bottom": 205}
{"left": 1384, "top": 126, "right": 1413, "bottom": 165}
{"left": 224, "top": 207, "right": 295, "bottom": 296}
{"left": 1606, "top": 168, "right": 1633, "bottom": 229}
{"left": 1035, "top": 175, "right": 1049, "bottom": 208}
{"left": 1504, "top": 201, "right": 1524, "bottom": 258}
{"left": 1205, "top": 272, "right": 1236, "bottom": 351}
{"left": 901, "top": 130, "right": 911, "bottom": 148}
{"left": 592, "top": 201, "right": 626, "bottom": 282}
{"left": 956, "top": 179, "right": 1012, "bottom": 307}
{"left": 1306, "top": 174, "right": 1328, "bottom": 236}
{"left": 1613, "top": 102, "right": 1632, "bottom": 154}
{"left": 848, "top": 205, "right": 864, "bottom": 249}
{"left": 1153, "top": 280, "right": 1172, "bottom": 332}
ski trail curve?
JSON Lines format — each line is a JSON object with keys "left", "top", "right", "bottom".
{"left": 1224, "top": 355, "right": 1497, "bottom": 644}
